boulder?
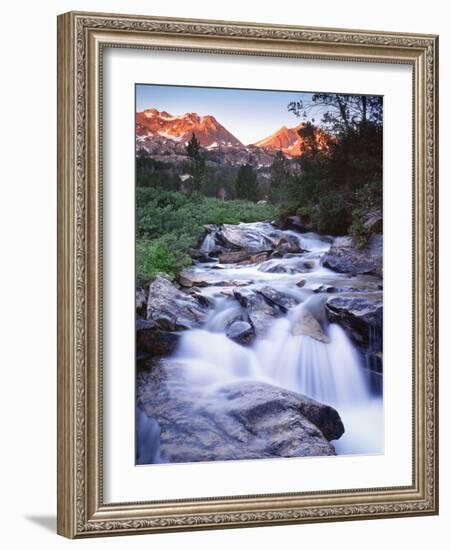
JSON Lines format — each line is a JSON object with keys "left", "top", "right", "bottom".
{"left": 258, "top": 258, "right": 315, "bottom": 274}
{"left": 136, "top": 286, "right": 147, "bottom": 318}
{"left": 233, "top": 288, "right": 281, "bottom": 336}
{"left": 136, "top": 319, "right": 181, "bottom": 358}
{"left": 322, "top": 234, "right": 383, "bottom": 277}
{"left": 218, "top": 224, "right": 276, "bottom": 252}
{"left": 190, "top": 249, "right": 214, "bottom": 263}
{"left": 226, "top": 320, "right": 255, "bottom": 345}
{"left": 178, "top": 271, "right": 210, "bottom": 287}
{"left": 146, "top": 276, "right": 208, "bottom": 331}
{"left": 326, "top": 293, "right": 383, "bottom": 349}
{"left": 273, "top": 236, "right": 303, "bottom": 256}
{"left": 249, "top": 252, "right": 269, "bottom": 264}
{"left": 178, "top": 269, "right": 252, "bottom": 288}
{"left": 218, "top": 250, "right": 251, "bottom": 264}
{"left": 290, "top": 307, "right": 330, "bottom": 343}
{"left": 185, "top": 288, "right": 215, "bottom": 309}
{"left": 137, "top": 361, "right": 344, "bottom": 463}
{"left": 257, "top": 286, "right": 299, "bottom": 312}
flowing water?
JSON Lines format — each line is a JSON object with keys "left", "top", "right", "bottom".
{"left": 140, "top": 222, "right": 384, "bottom": 459}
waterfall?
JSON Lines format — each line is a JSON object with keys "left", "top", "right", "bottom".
{"left": 176, "top": 297, "right": 368, "bottom": 404}
{"left": 200, "top": 231, "right": 217, "bottom": 254}
{"left": 136, "top": 406, "right": 164, "bottom": 464}
{"left": 256, "top": 316, "right": 370, "bottom": 405}
{"left": 174, "top": 299, "right": 383, "bottom": 455}
{"left": 139, "top": 223, "right": 383, "bottom": 459}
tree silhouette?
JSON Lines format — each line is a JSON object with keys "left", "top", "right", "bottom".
{"left": 235, "top": 164, "right": 259, "bottom": 202}
{"left": 185, "top": 133, "right": 205, "bottom": 197}
{"left": 269, "top": 150, "right": 290, "bottom": 204}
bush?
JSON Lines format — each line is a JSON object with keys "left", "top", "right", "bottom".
{"left": 136, "top": 240, "right": 178, "bottom": 281}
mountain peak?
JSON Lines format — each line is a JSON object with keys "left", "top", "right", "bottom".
{"left": 136, "top": 109, "right": 242, "bottom": 147}
{"left": 252, "top": 123, "right": 331, "bottom": 156}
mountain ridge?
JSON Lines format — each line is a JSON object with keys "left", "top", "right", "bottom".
{"left": 252, "top": 122, "right": 332, "bottom": 156}
{"left": 136, "top": 109, "right": 332, "bottom": 163}
{"left": 136, "top": 108, "right": 243, "bottom": 148}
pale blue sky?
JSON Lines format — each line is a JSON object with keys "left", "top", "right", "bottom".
{"left": 136, "top": 84, "right": 319, "bottom": 145}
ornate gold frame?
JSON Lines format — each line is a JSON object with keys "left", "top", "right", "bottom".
{"left": 57, "top": 11, "right": 439, "bottom": 538}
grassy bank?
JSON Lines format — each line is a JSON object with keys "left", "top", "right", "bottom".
{"left": 136, "top": 188, "right": 278, "bottom": 280}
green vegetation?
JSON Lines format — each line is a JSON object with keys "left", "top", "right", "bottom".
{"left": 136, "top": 188, "right": 277, "bottom": 280}
{"left": 269, "top": 150, "right": 290, "bottom": 204}
{"left": 136, "top": 155, "right": 180, "bottom": 190}
{"left": 185, "top": 133, "right": 205, "bottom": 197}
{"left": 235, "top": 164, "right": 260, "bottom": 202}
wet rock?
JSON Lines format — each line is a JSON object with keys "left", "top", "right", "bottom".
{"left": 186, "top": 288, "right": 215, "bottom": 309}
{"left": 218, "top": 250, "right": 252, "bottom": 264}
{"left": 218, "top": 280, "right": 254, "bottom": 287}
{"left": 290, "top": 307, "right": 330, "bottom": 343}
{"left": 189, "top": 249, "right": 212, "bottom": 262}
{"left": 273, "top": 236, "right": 303, "bottom": 256}
{"left": 220, "top": 289, "right": 234, "bottom": 296}
{"left": 312, "top": 284, "right": 361, "bottom": 294}
{"left": 326, "top": 293, "right": 383, "bottom": 349}
{"left": 303, "top": 295, "right": 329, "bottom": 325}
{"left": 258, "top": 258, "right": 315, "bottom": 274}
{"left": 226, "top": 320, "right": 255, "bottom": 345}
{"left": 249, "top": 252, "right": 269, "bottom": 264}
{"left": 233, "top": 288, "right": 281, "bottom": 336}
{"left": 146, "top": 276, "right": 208, "bottom": 331}
{"left": 136, "top": 286, "right": 147, "bottom": 318}
{"left": 203, "top": 223, "right": 219, "bottom": 233}
{"left": 137, "top": 361, "right": 344, "bottom": 463}
{"left": 218, "top": 223, "right": 276, "bottom": 252}
{"left": 312, "top": 284, "right": 332, "bottom": 293}
{"left": 136, "top": 352, "right": 153, "bottom": 371}
{"left": 257, "top": 286, "right": 299, "bottom": 312}
{"left": 323, "top": 234, "right": 383, "bottom": 277}
{"left": 365, "top": 351, "right": 383, "bottom": 374}
{"left": 296, "top": 279, "right": 306, "bottom": 288}
{"left": 179, "top": 269, "right": 252, "bottom": 288}
{"left": 178, "top": 271, "right": 210, "bottom": 287}
{"left": 136, "top": 319, "right": 181, "bottom": 358}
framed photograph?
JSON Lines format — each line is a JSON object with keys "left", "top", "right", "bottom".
{"left": 57, "top": 11, "right": 439, "bottom": 538}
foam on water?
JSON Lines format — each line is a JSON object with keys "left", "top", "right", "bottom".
{"left": 138, "top": 223, "right": 383, "bottom": 459}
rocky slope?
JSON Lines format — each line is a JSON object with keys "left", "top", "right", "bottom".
{"left": 136, "top": 108, "right": 243, "bottom": 147}
{"left": 252, "top": 122, "right": 332, "bottom": 156}
{"left": 136, "top": 109, "right": 332, "bottom": 167}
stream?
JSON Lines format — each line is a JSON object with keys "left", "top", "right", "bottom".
{"left": 137, "top": 222, "right": 384, "bottom": 463}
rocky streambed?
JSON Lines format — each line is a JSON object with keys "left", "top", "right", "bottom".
{"left": 136, "top": 221, "right": 384, "bottom": 464}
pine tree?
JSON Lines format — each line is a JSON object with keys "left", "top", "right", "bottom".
{"left": 185, "top": 133, "right": 205, "bottom": 197}
{"left": 269, "top": 150, "right": 289, "bottom": 204}
{"left": 235, "top": 164, "right": 259, "bottom": 202}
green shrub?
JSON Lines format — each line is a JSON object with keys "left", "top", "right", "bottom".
{"left": 136, "top": 188, "right": 277, "bottom": 279}
{"left": 136, "top": 240, "right": 178, "bottom": 280}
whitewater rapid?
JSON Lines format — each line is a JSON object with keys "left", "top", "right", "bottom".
{"left": 140, "top": 223, "right": 384, "bottom": 458}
